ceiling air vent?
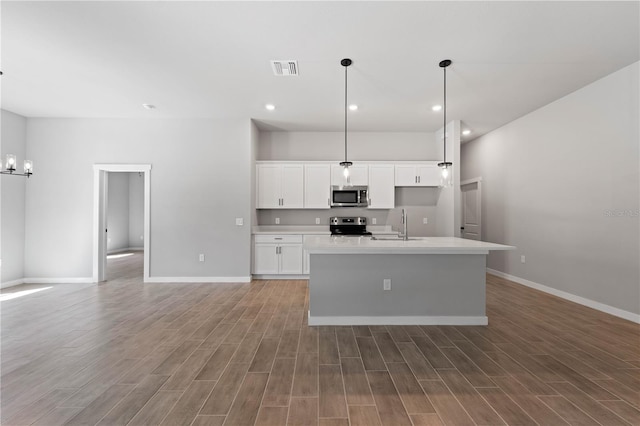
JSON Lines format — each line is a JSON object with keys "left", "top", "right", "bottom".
{"left": 270, "top": 60, "right": 299, "bottom": 76}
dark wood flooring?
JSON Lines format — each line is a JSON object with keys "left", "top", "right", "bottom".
{"left": 1, "top": 251, "right": 638, "bottom": 425}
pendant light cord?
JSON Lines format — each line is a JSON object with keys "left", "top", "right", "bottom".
{"left": 344, "top": 63, "right": 348, "bottom": 163}
{"left": 443, "top": 64, "right": 447, "bottom": 164}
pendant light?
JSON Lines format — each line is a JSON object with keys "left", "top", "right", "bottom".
{"left": 437, "top": 59, "right": 453, "bottom": 188}
{"left": 339, "top": 58, "right": 353, "bottom": 186}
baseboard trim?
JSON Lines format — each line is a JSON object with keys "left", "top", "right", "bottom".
{"left": 108, "top": 247, "right": 143, "bottom": 254}
{"left": 308, "top": 313, "right": 488, "bottom": 326}
{"left": 21, "top": 277, "right": 94, "bottom": 284}
{"left": 253, "top": 274, "right": 309, "bottom": 280}
{"left": 1, "top": 278, "right": 25, "bottom": 289}
{"left": 145, "top": 276, "right": 252, "bottom": 283}
{"left": 487, "top": 268, "right": 640, "bottom": 324}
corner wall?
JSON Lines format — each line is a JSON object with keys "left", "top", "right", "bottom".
{"left": 0, "top": 110, "right": 27, "bottom": 286}
{"left": 461, "top": 62, "right": 640, "bottom": 318}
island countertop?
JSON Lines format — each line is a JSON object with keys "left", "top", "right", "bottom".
{"left": 304, "top": 235, "right": 515, "bottom": 255}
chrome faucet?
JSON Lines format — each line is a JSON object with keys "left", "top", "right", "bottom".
{"left": 400, "top": 208, "right": 408, "bottom": 241}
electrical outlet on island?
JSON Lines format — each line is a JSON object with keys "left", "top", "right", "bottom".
{"left": 275, "top": 217, "right": 280, "bottom": 225}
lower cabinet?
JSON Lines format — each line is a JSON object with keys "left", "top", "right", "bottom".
{"left": 254, "top": 235, "right": 303, "bottom": 275}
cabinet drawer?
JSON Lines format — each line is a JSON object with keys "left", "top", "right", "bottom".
{"left": 254, "top": 234, "right": 303, "bottom": 244}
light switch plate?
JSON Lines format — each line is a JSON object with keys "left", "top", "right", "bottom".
{"left": 315, "top": 218, "right": 320, "bottom": 225}
{"left": 423, "top": 217, "right": 428, "bottom": 224}
{"left": 235, "top": 218, "right": 243, "bottom": 226}
{"left": 199, "top": 254, "right": 205, "bottom": 262}
{"left": 275, "top": 218, "right": 280, "bottom": 225}
{"left": 372, "top": 218, "right": 377, "bottom": 225}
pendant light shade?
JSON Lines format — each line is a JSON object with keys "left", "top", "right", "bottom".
{"left": 339, "top": 58, "right": 353, "bottom": 185}
{"left": 437, "top": 59, "right": 453, "bottom": 188}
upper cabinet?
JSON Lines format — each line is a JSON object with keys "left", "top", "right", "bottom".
{"left": 395, "top": 163, "right": 441, "bottom": 187}
{"left": 368, "top": 164, "right": 395, "bottom": 209}
{"left": 256, "top": 161, "right": 441, "bottom": 210}
{"left": 304, "top": 164, "right": 331, "bottom": 209}
{"left": 330, "top": 164, "right": 368, "bottom": 186}
{"left": 256, "top": 163, "right": 304, "bottom": 209}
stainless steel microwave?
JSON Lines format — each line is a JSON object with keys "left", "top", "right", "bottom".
{"left": 330, "top": 185, "right": 369, "bottom": 207}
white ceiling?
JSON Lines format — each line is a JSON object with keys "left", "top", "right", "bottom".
{"left": 1, "top": 1, "right": 638, "bottom": 140}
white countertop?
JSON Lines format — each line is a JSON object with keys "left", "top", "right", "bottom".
{"left": 304, "top": 235, "right": 515, "bottom": 255}
{"left": 253, "top": 225, "right": 398, "bottom": 235}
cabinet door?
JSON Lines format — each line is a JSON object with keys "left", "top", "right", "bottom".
{"left": 304, "top": 164, "right": 331, "bottom": 209}
{"left": 331, "top": 164, "right": 369, "bottom": 186}
{"left": 279, "top": 244, "right": 303, "bottom": 274}
{"left": 394, "top": 165, "right": 418, "bottom": 186}
{"left": 417, "top": 165, "right": 441, "bottom": 186}
{"left": 254, "top": 244, "right": 279, "bottom": 274}
{"left": 368, "top": 165, "right": 395, "bottom": 209}
{"left": 257, "top": 164, "right": 282, "bottom": 208}
{"left": 281, "top": 165, "right": 304, "bottom": 208}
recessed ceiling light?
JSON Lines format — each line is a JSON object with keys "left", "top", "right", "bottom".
{"left": 265, "top": 104, "right": 276, "bottom": 111}
{"left": 349, "top": 104, "right": 358, "bottom": 111}
{"left": 432, "top": 105, "right": 442, "bottom": 112}
{"left": 142, "top": 104, "right": 156, "bottom": 110}
{"left": 462, "top": 129, "right": 471, "bottom": 136}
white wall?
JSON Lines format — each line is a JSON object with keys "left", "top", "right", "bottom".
{"left": 107, "top": 172, "right": 130, "bottom": 252}
{"left": 0, "top": 110, "right": 27, "bottom": 285}
{"left": 24, "top": 118, "right": 253, "bottom": 280}
{"left": 128, "top": 172, "right": 144, "bottom": 248}
{"left": 461, "top": 62, "right": 640, "bottom": 316}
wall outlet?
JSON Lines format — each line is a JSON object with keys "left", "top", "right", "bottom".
{"left": 372, "top": 218, "right": 377, "bottom": 225}
{"left": 275, "top": 217, "right": 280, "bottom": 225}
{"left": 383, "top": 278, "right": 391, "bottom": 291}
{"left": 235, "top": 218, "right": 244, "bottom": 226}
{"left": 423, "top": 217, "right": 428, "bottom": 224}
{"left": 521, "top": 255, "right": 526, "bottom": 264}
{"left": 315, "top": 217, "right": 320, "bottom": 225}
{"left": 199, "top": 254, "right": 205, "bottom": 262}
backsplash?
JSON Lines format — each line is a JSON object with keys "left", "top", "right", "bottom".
{"left": 256, "top": 188, "right": 440, "bottom": 236}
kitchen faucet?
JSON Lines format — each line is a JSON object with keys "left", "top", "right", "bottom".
{"left": 400, "top": 208, "right": 408, "bottom": 241}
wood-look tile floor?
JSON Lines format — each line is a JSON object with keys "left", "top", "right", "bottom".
{"left": 1, "top": 251, "right": 639, "bottom": 425}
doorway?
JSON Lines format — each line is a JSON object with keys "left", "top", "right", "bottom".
{"left": 93, "top": 164, "right": 151, "bottom": 282}
{"left": 461, "top": 178, "right": 482, "bottom": 240}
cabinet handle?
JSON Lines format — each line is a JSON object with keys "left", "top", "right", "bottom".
{"left": 274, "top": 238, "right": 283, "bottom": 240}
{"left": 415, "top": 176, "right": 418, "bottom": 183}
{"left": 418, "top": 176, "right": 421, "bottom": 183}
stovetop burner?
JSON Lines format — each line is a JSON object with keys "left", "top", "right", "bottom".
{"left": 330, "top": 216, "right": 371, "bottom": 236}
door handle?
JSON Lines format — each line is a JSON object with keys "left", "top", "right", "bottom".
{"left": 461, "top": 227, "right": 465, "bottom": 230}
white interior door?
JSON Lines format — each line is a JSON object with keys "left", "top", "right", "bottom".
{"left": 461, "top": 179, "right": 482, "bottom": 240}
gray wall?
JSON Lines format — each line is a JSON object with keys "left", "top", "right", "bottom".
{"left": 107, "top": 172, "right": 130, "bottom": 252}
{"left": 258, "top": 131, "right": 437, "bottom": 161}
{"left": 128, "top": 172, "right": 144, "bottom": 248}
{"left": 461, "top": 61, "right": 640, "bottom": 315}
{"left": 24, "top": 118, "right": 253, "bottom": 279}
{"left": 0, "top": 110, "right": 27, "bottom": 284}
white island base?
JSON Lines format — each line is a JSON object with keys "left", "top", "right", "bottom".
{"left": 305, "top": 236, "right": 514, "bottom": 326}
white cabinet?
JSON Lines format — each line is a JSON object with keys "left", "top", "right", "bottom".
{"left": 331, "top": 164, "right": 368, "bottom": 186}
{"left": 304, "top": 164, "right": 331, "bottom": 209}
{"left": 254, "top": 235, "right": 303, "bottom": 275}
{"left": 395, "top": 163, "right": 441, "bottom": 187}
{"left": 368, "top": 164, "right": 395, "bottom": 209}
{"left": 256, "top": 164, "right": 304, "bottom": 209}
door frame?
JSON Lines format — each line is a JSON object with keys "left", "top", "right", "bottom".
{"left": 93, "top": 164, "right": 151, "bottom": 282}
{"left": 460, "top": 177, "right": 482, "bottom": 240}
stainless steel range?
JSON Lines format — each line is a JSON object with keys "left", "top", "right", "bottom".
{"left": 330, "top": 216, "right": 372, "bottom": 236}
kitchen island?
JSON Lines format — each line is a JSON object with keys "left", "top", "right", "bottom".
{"left": 304, "top": 236, "right": 514, "bottom": 326}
